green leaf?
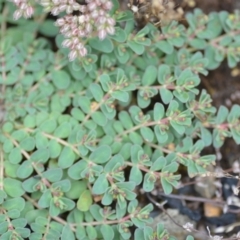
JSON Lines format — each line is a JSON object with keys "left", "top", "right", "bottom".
{"left": 0, "top": 222, "right": 8, "bottom": 235}
{"left": 71, "top": 108, "right": 85, "bottom": 121}
{"left": 99, "top": 74, "right": 111, "bottom": 91}
{"left": 162, "top": 162, "right": 178, "bottom": 173}
{"left": 42, "top": 168, "right": 63, "bottom": 182}
{"left": 186, "top": 235, "right": 194, "bottom": 240}
{"left": 15, "top": 227, "right": 30, "bottom": 238}
{"left": 110, "top": 27, "right": 127, "bottom": 42}
{"left": 159, "top": 88, "right": 173, "bottom": 104}
{"left": 153, "top": 103, "right": 165, "bottom": 121}
{"left": 68, "top": 161, "right": 88, "bottom": 180}
{"left": 12, "top": 218, "right": 27, "bottom": 228}
{"left": 90, "top": 145, "right": 112, "bottom": 164}
{"left": 2, "top": 122, "right": 14, "bottom": 133}
{"left": 92, "top": 174, "right": 109, "bottom": 195}
{"left": 111, "top": 90, "right": 129, "bottom": 102}
{"left": 76, "top": 226, "right": 86, "bottom": 240}
{"left": 143, "top": 173, "right": 155, "bottom": 192}
{"left": 78, "top": 96, "right": 91, "bottom": 114}
{"left": 49, "top": 199, "right": 60, "bottom": 217}
{"left": 155, "top": 40, "right": 173, "bottom": 54}
{"left": 51, "top": 70, "right": 70, "bottom": 90}
{"left": 89, "top": 205, "right": 104, "bottom": 222}
{"left": 86, "top": 225, "right": 97, "bottom": 240}
{"left": 49, "top": 139, "right": 62, "bottom": 158}
{"left": 8, "top": 147, "right": 22, "bottom": 164}
{"left": 3, "top": 197, "right": 25, "bottom": 211}
{"left": 0, "top": 190, "right": 7, "bottom": 204}
{"left": 31, "top": 148, "right": 50, "bottom": 163}
{"left": 161, "top": 177, "right": 173, "bottom": 194}
{"left": 118, "top": 112, "right": 133, "bottom": 130}
{"left": 91, "top": 111, "right": 107, "bottom": 126}
{"left": 77, "top": 190, "right": 92, "bottom": 212}
{"left": 130, "top": 166, "right": 142, "bottom": 185}
{"left": 35, "top": 132, "right": 48, "bottom": 149}
{"left": 89, "top": 83, "right": 104, "bottom": 102}
{"left": 170, "top": 121, "right": 185, "bottom": 135}
{"left": 129, "top": 132, "right": 143, "bottom": 145}
{"left": 188, "top": 38, "right": 207, "bottom": 49}
{"left": 61, "top": 225, "right": 75, "bottom": 240}
{"left": 100, "top": 225, "right": 114, "bottom": 240}
{"left": 216, "top": 106, "right": 228, "bottom": 124}
{"left": 38, "top": 190, "right": 52, "bottom": 208}
{"left": 65, "top": 180, "right": 87, "bottom": 199}
{"left": 0, "top": 36, "right": 12, "bottom": 53}
{"left": 3, "top": 178, "right": 24, "bottom": 197}
{"left": 20, "top": 137, "right": 35, "bottom": 151}
{"left": 134, "top": 229, "right": 145, "bottom": 240}
{"left": 39, "top": 119, "right": 57, "bottom": 133}
{"left": 142, "top": 66, "right": 157, "bottom": 86}
{"left": 17, "top": 160, "right": 33, "bottom": 179}
{"left": 127, "top": 41, "right": 145, "bottom": 55}
{"left": 58, "top": 146, "right": 76, "bottom": 169}
{"left": 89, "top": 37, "right": 113, "bottom": 53}
{"left": 151, "top": 157, "right": 166, "bottom": 171}
{"left": 140, "top": 127, "right": 154, "bottom": 142}
{"left": 54, "top": 122, "right": 71, "bottom": 138}
{"left": 23, "top": 115, "right": 36, "bottom": 128}
{"left": 39, "top": 20, "right": 58, "bottom": 37}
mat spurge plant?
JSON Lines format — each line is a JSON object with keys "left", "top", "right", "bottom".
{"left": 1, "top": 0, "right": 240, "bottom": 239}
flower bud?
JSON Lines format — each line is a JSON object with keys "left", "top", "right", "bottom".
{"left": 78, "top": 15, "right": 85, "bottom": 24}
{"left": 98, "top": 29, "right": 107, "bottom": 40}
{"left": 106, "top": 26, "right": 115, "bottom": 35}
{"left": 79, "top": 5, "right": 86, "bottom": 12}
{"left": 79, "top": 47, "right": 87, "bottom": 57}
{"left": 104, "top": 1, "right": 113, "bottom": 10}
{"left": 88, "top": 2, "right": 97, "bottom": 11}
{"left": 62, "top": 39, "right": 72, "bottom": 48}
{"left": 106, "top": 17, "right": 115, "bottom": 26}
{"left": 68, "top": 50, "right": 77, "bottom": 61}
{"left": 55, "top": 18, "right": 65, "bottom": 26}
{"left": 13, "top": 9, "right": 22, "bottom": 20}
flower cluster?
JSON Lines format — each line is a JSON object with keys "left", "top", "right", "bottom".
{"left": 56, "top": 0, "right": 115, "bottom": 61}
{"left": 55, "top": 0, "right": 115, "bottom": 61}
{"left": 40, "top": 0, "right": 80, "bottom": 15}
{"left": 9, "top": 0, "right": 34, "bottom": 20}
{"left": 9, "top": 0, "right": 115, "bottom": 61}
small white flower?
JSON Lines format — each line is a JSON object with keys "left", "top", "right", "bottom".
{"left": 131, "top": 5, "right": 139, "bottom": 13}
{"left": 183, "top": 222, "right": 194, "bottom": 232}
{"left": 106, "top": 26, "right": 115, "bottom": 35}
{"left": 68, "top": 50, "right": 77, "bottom": 61}
{"left": 62, "top": 39, "right": 72, "bottom": 48}
{"left": 55, "top": 18, "right": 65, "bottom": 26}
{"left": 98, "top": 29, "right": 107, "bottom": 40}
{"left": 79, "top": 47, "right": 87, "bottom": 57}
{"left": 13, "top": 10, "right": 22, "bottom": 20}
{"left": 78, "top": 15, "right": 85, "bottom": 24}
{"left": 104, "top": 1, "right": 113, "bottom": 10}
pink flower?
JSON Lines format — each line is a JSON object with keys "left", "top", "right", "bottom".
{"left": 55, "top": 18, "right": 65, "bottom": 26}
{"left": 25, "top": 6, "right": 34, "bottom": 18}
{"left": 88, "top": 2, "right": 97, "bottom": 11}
{"left": 107, "top": 17, "right": 115, "bottom": 26}
{"left": 104, "top": 1, "right": 113, "bottom": 10}
{"left": 68, "top": 50, "right": 77, "bottom": 61}
{"left": 62, "top": 39, "right": 72, "bottom": 48}
{"left": 98, "top": 29, "right": 107, "bottom": 40}
{"left": 106, "top": 26, "right": 115, "bottom": 35}
{"left": 13, "top": 9, "right": 22, "bottom": 20}
{"left": 79, "top": 47, "right": 87, "bottom": 57}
